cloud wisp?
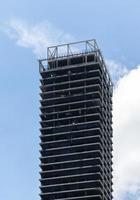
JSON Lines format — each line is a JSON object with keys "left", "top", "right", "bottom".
{"left": 106, "top": 59, "right": 128, "bottom": 83}
{"left": 2, "top": 19, "right": 74, "bottom": 58}
{"left": 1, "top": 18, "right": 140, "bottom": 200}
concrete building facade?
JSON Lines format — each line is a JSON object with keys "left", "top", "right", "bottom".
{"left": 39, "top": 40, "right": 113, "bottom": 200}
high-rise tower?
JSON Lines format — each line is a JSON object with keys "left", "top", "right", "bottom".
{"left": 39, "top": 40, "right": 113, "bottom": 200}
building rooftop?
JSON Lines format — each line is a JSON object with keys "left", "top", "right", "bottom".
{"left": 39, "top": 39, "right": 113, "bottom": 86}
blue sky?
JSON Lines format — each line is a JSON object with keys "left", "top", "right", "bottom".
{"left": 0, "top": 1, "right": 140, "bottom": 200}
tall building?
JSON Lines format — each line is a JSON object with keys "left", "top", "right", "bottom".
{"left": 39, "top": 39, "right": 113, "bottom": 200}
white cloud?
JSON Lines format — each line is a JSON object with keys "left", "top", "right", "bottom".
{"left": 113, "top": 65, "right": 140, "bottom": 200}
{"left": 2, "top": 18, "right": 74, "bottom": 58}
